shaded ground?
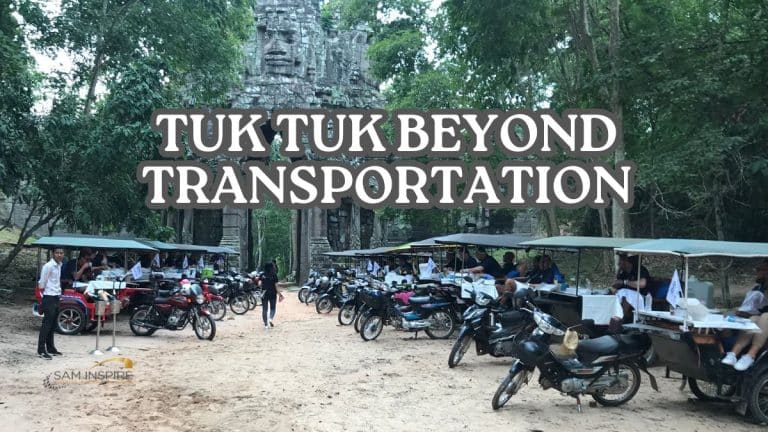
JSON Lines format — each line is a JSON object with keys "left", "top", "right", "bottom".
{"left": 0, "top": 291, "right": 762, "bottom": 432}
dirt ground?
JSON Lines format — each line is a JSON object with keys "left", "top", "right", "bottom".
{"left": 0, "top": 290, "right": 762, "bottom": 432}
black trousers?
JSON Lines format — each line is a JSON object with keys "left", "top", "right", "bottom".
{"left": 37, "top": 295, "right": 60, "bottom": 353}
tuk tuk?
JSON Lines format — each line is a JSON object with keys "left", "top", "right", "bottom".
{"left": 31, "top": 235, "right": 159, "bottom": 335}
{"left": 617, "top": 238, "right": 768, "bottom": 423}
{"left": 517, "top": 236, "right": 652, "bottom": 327}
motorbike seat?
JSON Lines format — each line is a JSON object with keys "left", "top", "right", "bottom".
{"left": 576, "top": 335, "right": 619, "bottom": 357}
{"left": 154, "top": 297, "right": 171, "bottom": 304}
{"left": 498, "top": 310, "right": 526, "bottom": 327}
{"left": 408, "top": 296, "right": 432, "bottom": 304}
{"left": 616, "top": 333, "right": 650, "bottom": 354}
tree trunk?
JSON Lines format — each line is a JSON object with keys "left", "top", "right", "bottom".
{"left": 713, "top": 179, "right": 731, "bottom": 306}
{"left": 609, "top": 0, "right": 628, "bottom": 239}
{"left": 544, "top": 208, "right": 558, "bottom": 237}
{"left": 0, "top": 204, "right": 56, "bottom": 274}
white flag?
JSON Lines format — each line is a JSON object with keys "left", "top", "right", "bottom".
{"left": 152, "top": 253, "right": 160, "bottom": 267}
{"left": 372, "top": 261, "right": 380, "bottom": 275}
{"left": 426, "top": 257, "right": 436, "bottom": 274}
{"left": 367, "top": 260, "right": 373, "bottom": 272}
{"left": 130, "top": 261, "right": 143, "bottom": 280}
{"left": 666, "top": 269, "right": 682, "bottom": 309}
{"left": 182, "top": 255, "right": 189, "bottom": 269}
{"left": 198, "top": 256, "right": 205, "bottom": 268}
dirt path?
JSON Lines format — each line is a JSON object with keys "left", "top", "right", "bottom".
{"left": 0, "top": 292, "right": 757, "bottom": 432}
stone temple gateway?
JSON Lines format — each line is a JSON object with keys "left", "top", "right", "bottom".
{"left": 181, "top": 0, "right": 384, "bottom": 281}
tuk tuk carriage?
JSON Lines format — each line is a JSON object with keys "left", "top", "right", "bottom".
{"left": 517, "top": 236, "right": 652, "bottom": 328}
{"left": 617, "top": 238, "right": 768, "bottom": 423}
{"left": 31, "top": 235, "right": 159, "bottom": 335}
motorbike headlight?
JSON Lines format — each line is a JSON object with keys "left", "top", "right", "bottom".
{"left": 475, "top": 295, "right": 491, "bottom": 306}
{"left": 196, "top": 295, "right": 205, "bottom": 304}
{"left": 533, "top": 311, "right": 565, "bottom": 336}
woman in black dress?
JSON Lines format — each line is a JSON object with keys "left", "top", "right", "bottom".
{"left": 259, "top": 262, "right": 282, "bottom": 329}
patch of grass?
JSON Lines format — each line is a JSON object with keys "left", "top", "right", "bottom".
{"left": 0, "top": 227, "right": 36, "bottom": 245}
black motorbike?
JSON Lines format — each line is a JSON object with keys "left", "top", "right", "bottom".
{"left": 491, "top": 304, "right": 657, "bottom": 411}
{"left": 448, "top": 289, "right": 534, "bottom": 368}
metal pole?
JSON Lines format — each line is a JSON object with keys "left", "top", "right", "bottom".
{"left": 634, "top": 255, "right": 642, "bottom": 323}
{"left": 90, "top": 301, "right": 104, "bottom": 356}
{"left": 575, "top": 249, "right": 582, "bottom": 295}
{"left": 107, "top": 286, "right": 120, "bottom": 353}
{"left": 683, "top": 257, "right": 689, "bottom": 331}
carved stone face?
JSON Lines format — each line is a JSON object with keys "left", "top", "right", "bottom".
{"left": 256, "top": 6, "right": 302, "bottom": 77}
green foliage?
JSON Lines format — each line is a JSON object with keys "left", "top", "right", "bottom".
{"left": 253, "top": 200, "right": 292, "bottom": 279}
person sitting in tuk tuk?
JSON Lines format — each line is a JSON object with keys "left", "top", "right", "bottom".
{"left": 721, "top": 260, "right": 768, "bottom": 371}
{"left": 500, "top": 251, "right": 517, "bottom": 276}
{"left": 463, "top": 247, "right": 503, "bottom": 279}
{"left": 527, "top": 255, "right": 556, "bottom": 285}
{"left": 394, "top": 256, "right": 413, "bottom": 275}
{"left": 60, "top": 249, "right": 94, "bottom": 288}
{"left": 610, "top": 254, "right": 651, "bottom": 321}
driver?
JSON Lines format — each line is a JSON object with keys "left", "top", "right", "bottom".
{"left": 610, "top": 255, "right": 651, "bottom": 322}
{"left": 721, "top": 260, "right": 768, "bottom": 371}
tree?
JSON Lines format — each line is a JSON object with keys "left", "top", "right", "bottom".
{"left": 0, "top": 0, "right": 255, "bottom": 273}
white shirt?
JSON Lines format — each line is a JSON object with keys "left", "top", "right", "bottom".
{"left": 38, "top": 258, "right": 62, "bottom": 296}
{"left": 738, "top": 287, "right": 768, "bottom": 315}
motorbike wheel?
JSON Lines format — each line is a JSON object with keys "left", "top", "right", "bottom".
{"left": 492, "top": 368, "right": 530, "bottom": 410}
{"left": 298, "top": 288, "right": 309, "bottom": 304}
{"left": 247, "top": 293, "right": 258, "bottom": 310}
{"left": 305, "top": 292, "right": 318, "bottom": 305}
{"left": 361, "top": 314, "right": 384, "bottom": 341}
{"left": 229, "top": 295, "right": 250, "bottom": 315}
{"left": 55, "top": 305, "right": 87, "bottom": 335}
{"left": 591, "top": 361, "right": 642, "bottom": 407}
{"left": 129, "top": 307, "right": 157, "bottom": 336}
{"left": 747, "top": 369, "right": 768, "bottom": 424}
{"left": 316, "top": 296, "right": 334, "bottom": 314}
{"left": 209, "top": 299, "right": 227, "bottom": 321}
{"left": 193, "top": 314, "right": 216, "bottom": 340}
{"left": 688, "top": 378, "right": 736, "bottom": 402}
{"left": 354, "top": 307, "right": 370, "bottom": 333}
{"left": 424, "top": 310, "right": 457, "bottom": 339}
{"left": 448, "top": 330, "right": 473, "bottom": 368}
{"left": 338, "top": 304, "right": 356, "bottom": 325}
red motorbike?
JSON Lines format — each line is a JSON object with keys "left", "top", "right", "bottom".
{"left": 200, "top": 280, "right": 227, "bottom": 321}
{"left": 128, "top": 282, "right": 216, "bottom": 340}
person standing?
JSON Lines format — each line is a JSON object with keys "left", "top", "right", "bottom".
{"left": 38, "top": 248, "right": 65, "bottom": 359}
{"left": 259, "top": 262, "right": 283, "bottom": 329}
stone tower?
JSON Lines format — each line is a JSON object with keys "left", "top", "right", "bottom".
{"left": 211, "top": 0, "right": 384, "bottom": 278}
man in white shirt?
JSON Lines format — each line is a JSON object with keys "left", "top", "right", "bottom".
{"left": 37, "top": 248, "right": 65, "bottom": 360}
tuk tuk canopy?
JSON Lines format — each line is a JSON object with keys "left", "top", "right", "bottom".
{"left": 521, "top": 236, "right": 652, "bottom": 250}
{"left": 615, "top": 238, "right": 768, "bottom": 258}
{"left": 433, "top": 233, "right": 533, "bottom": 249}
{"left": 32, "top": 235, "right": 158, "bottom": 252}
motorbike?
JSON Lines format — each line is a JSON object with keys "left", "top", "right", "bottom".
{"left": 298, "top": 270, "right": 320, "bottom": 304}
{"left": 491, "top": 303, "right": 657, "bottom": 411}
{"left": 129, "top": 282, "right": 216, "bottom": 340}
{"left": 449, "top": 288, "right": 534, "bottom": 368}
{"left": 358, "top": 285, "right": 458, "bottom": 341}
{"left": 317, "top": 279, "right": 359, "bottom": 314}
{"left": 240, "top": 272, "right": 263, "bottom": 310}
{"left": 212, "top": 274, "right": 251, "bottom": 315}
{"left": 305, "top": 272, "right": 336, "bottom": 305}
{"left": 200, "top": 280, "right": 227, "bottom": 321}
